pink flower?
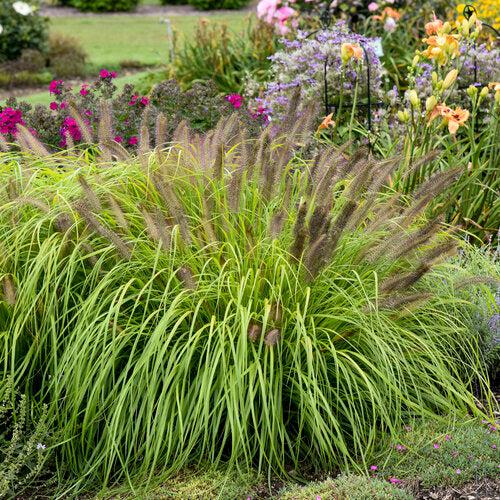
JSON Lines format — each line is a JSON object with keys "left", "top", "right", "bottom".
{"left": 60, "top": 116, "right": 83, "bottom": 142}
{"left": 80, "top": 84, "right": 89, "bottom": 96}
{"left": 114, "top": 135, "right": 123, "bottom": 143}
{"left": 49, "top": 101, "right": 59, "bottom": 111}
{"left": 140, "top": 97, "right": 150, "bottom": 106}
{"left": 455, "top": 469, "right": 461, "bottom": 474}
{"left": 445, "top": 434, "right": 451, "bottom": 441}
{"left": 60, "top": 102, "right": 68, "bottom": 110}
{"left": 129, "top": 95, "right": 139, "bottom": 106}
{"left": 128, "top": 136, "right": 138, "bottom": 145}
{"left": 395, "top": 444, "right": 407, "bottom": 452}
{"left": 275, "top": 5, "right": 297, "bottom": 34}
{"left": 491, "top": 444, "right": 497, "bottom": 449}
{"left": 368, "top": 2, "right": 379, "bottom": 12}
{"left": 370, "top": 465, "right": 378, "bottom": 471}
{"left": 389, "top": 477, "right": 401, "bottom": 484}
{"left": 384, "top": 17, "right": 397, "bottom": 32}
{"left": 257, "top": 0, "right": 279, "bottom": 24}
{"left": 0, "top": 107, "right": 25, "bottom": 135}
{"left": 433, "top": 443, "right": 440, "bottom": 449}
{"left": 49, "top": 79, "right": 64, "bottom": 95}
{"left": 99, "top": 69, "right": 117, "bottom": 79}
{"left": 226, "top": 93, "right": 244, "bottom": 109}
{"left": 84, "top": 109, "right": 93, "bottom": 116}
{"left": 275, "top": 5, "right": 295, "bottom": 22}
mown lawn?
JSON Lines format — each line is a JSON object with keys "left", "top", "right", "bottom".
{"left": 50, "top": 13, "right": 248, "bottom": 68}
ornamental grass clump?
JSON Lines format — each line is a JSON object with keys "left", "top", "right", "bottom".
{"left": 0, "top": 105, "right": 493, "bottom": 492}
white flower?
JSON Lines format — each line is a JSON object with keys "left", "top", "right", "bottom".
{"left": 36, "top": 443, "right": 46, "bottom": 450}
{"left": 384, "top": 17, "right": 397, "bottom": 33}
{"left": 0, "top": 25, "right": 3, "bottom": 35}
{"left": 13, "top": 1, "right": 33, "bottom": 15}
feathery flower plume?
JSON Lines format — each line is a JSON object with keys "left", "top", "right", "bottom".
{"left": 78, "top": 176, "right": 102, "bottom": 212}
{"left": 176, "top": 266, "right": 196, "bottom": 290}
{"left": 1, "top": 274, "right": 17, "bottom": 306}
{"left": 264, "top": 328, "right": 281, "bottom": 346}
{"left": 75, "top": 201, "right": 132, "bottom": 260}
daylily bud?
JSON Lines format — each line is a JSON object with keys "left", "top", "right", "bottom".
{"left": 480, "top": 86, "right": 489, "bottom": 98}
{"left": 398, "top": 110, "right": 410, "bottom": 123}
{"left": 442, "top": 21, "right": 452, "bottom": 33}
{"left": 431, "top": 72, "right": 438, "bottom": 86}
{"left": 442, "top": 69, "right": 458, "bottom": 89}
{"left": 495, "top": 91, "right": 500, "bottom": 105}
{"left": 466, "top": 85, "right": 478, "bottom": 97}
{"left": 461, "top": 19, "right": 470, "bottom": 36}
{"left": 408, "top": 90, "right": 420, "bottom": 108}
{"left": 412, "top": 55, "right": 420, "bottom": 66}
{"left": 467, "top": 13, "right": 478, "bottom": 28}
{"left": 426, "top": 95, "right": 437, "bottom": 112}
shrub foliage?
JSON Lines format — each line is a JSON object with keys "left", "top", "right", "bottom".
{"left": 69, "top": 0, "right": 138, "bottom": 13}
{"left": 0, "top": 0, "right": 48, "bottom": 62}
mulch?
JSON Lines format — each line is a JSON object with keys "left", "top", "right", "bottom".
{"left": 413, "top": 479, "right": 500, "bottom": 500}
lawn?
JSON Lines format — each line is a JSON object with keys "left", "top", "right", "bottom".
{"left": 50, "top": 13, "right": 248, "bottom": 68}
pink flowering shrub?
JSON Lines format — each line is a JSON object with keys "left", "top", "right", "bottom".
{"left": 256, "top": 0, "right": 408, "bottom": 35}
{"left": 257, "top": 0, "right": 298, "bottom": 35}
{"left": 0, "top": 72, "right": 266, "bottom": 151}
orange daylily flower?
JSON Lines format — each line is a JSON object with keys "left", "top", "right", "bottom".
{"left": 428, "top": 104, "right": 469, "bottom": 134}
{"left": 425, "top": 16, "right": 444, "bottom": 35}
{"left": 373, "top": 7, "right": 401, "bottom": 21}
{"left": 318, "top": 113, "right": 335, "bottom": 131}
{"left": 488, "top": 82, "right": 500, "bottom": 92}
{"left": 421, "top": 34, "right": 460, "bottom": 65}
{"left": 341, "top": 43, "right": 363, "bottom": 63}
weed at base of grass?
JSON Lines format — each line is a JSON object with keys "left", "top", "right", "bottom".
{"left": 278, "top": 474, "right": 413, "bottom": 500}
{"left": 373, "top": 418, "right": 499, "bottom": 489}
{"left": 92, "top": 468, "right": 262, "bottom": 499}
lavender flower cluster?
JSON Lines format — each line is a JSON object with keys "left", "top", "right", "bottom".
{"left": 254, "top": 23, "right": 384, "bottom": 119}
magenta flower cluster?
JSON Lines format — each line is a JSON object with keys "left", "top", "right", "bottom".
{"left": 129, "top": 95, "right": 150, "bottom": 107}
{"left": 59, "top": 116, "right": 85, "bottom": 147}
{"left": 225, "top": 93, "right": 270, "bottom": 124}
{"left": 0, "top": 107, "right": 25, "bottom": 136}
{"left": 49, "top": 79, "right": 64, "bottom": 95}
{"left": 226, "top": 93, "right": 244, "bottom": 109}
{"left": 99, "top": 69, "right": 117, "bottom": 79}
